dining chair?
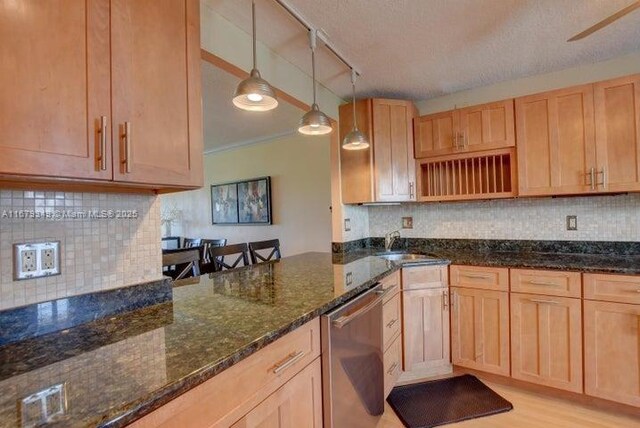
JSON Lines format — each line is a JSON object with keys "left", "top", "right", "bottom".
{"left": 200, "top": 239, "right": 228, "bottom": 274}
{"left": 248, "top": 239, "right": 282, "bottom": 264}
{"left": 162, "top": 248, "right": 200, "bottom": 280}
{"left": 161, "top": 236, "right": 182, "bottom": 250}
{"left": 208, "top": 243, "right": 250, "bottom": 272}
{"left": 183, "top": 238, "right": 202, "bottom": 248}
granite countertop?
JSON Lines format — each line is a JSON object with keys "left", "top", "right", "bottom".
{"left": 0, "top": 253, "right": 399, "bottom": 428}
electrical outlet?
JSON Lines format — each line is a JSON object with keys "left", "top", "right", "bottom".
{"left": 21, "top": 250, "right": 37, "bottom": 272}
{"left": 14, "top": 241, "right": 61, "bottom": 280}
{"left": 402, "top": 217, "right": 413, "bottom": 229}
{"left": 344, "top": 218, "right": 351, "bottom": 232}
{"left": 41, "top": 248, "right": 55, "bottom": 270}
{"left": 566, "top": 215, "right": 578, "bottom": 231}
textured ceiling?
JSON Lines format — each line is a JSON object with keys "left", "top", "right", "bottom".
{"left": 201, "top": 60, "right": 304, "bottom": 152}
{"left": 205, "top": 0, "right": 640, "bottom": 100}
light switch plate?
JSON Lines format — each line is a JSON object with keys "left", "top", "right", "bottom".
{"left": 13, "top": 241, "right": 61, "bottom": 280}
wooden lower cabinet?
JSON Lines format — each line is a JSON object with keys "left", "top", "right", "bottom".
{"left": 584, "top": 300, "right": 640, "bottom": 407}
{"left": 510, "top": 293, "right": 582, "bottom": 393}
{"left": 231, "top": 358, "right": 323, "bottom": 428}
{"left": 402, "top": 287, "right": 450, "bottom": 374}
{"left": 384, "top": 336, "right": 403, "bottom": 398}
{"left": 451, "top": 287, "right": 510, "bottom": 376}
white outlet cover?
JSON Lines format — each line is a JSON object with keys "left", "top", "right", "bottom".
{"left": 13, "top": 241, "right": 61, "bottom": 280}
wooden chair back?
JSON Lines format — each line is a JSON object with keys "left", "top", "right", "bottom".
{"left": 248, "top": 239, "right": 282, "bottom": 264}
{"left": 183, "top": 238, "right": 202, "bottom": 248}
{"left": 162, "top": 248, "right": 200, "bottom": 280}
{"left": 208, "top": 243, "right": 250, "bottom": 272}
{"left": 200, "top": 239, "right": 228, "bottom": 274}
{"left": 161, "top": 236, "right": 182, "bottom": 250}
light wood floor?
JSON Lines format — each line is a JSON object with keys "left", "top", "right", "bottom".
{"left": 377, "top": 378, "right": 640, "bottom": 428}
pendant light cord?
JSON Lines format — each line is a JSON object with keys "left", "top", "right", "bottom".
{"left": 351, "top": 70, "right": 358, "bottom": 130}
{"left": 309, "top": 30, "right": 317, "bottom": 105}
{"left": 252, "top": 0, "right": 257, "bottom": 70}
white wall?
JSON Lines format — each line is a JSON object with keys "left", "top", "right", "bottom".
{"left": 161, "top": 133, "right": 332, "bottom": 256}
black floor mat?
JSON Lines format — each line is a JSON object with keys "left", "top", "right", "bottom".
{"left": 387, "top": 375, "right": 513, "bottom": 427}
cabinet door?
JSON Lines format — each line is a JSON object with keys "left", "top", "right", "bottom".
{"left": 516, "top": 85, "right": 596, "bottom": 196}
{"left": 451, "top": 287, "right": 510, "bottom": 376}
{"left": 458, "top": 100, "right": 515, "bottom": 152}
{"left": 511, "top": 293, "right": 582, "bottom": 393}
{"left": 594, "top": 74, "right": 640, "bottom": 193}
{"left": 414, "top": 110, "right": 458, "bottom": 158}
{"left": 373, "top": 99, "right": 417, "bottom": 202}
{"left": 0, "top": 0, "right": 112, "bottom": 180}
{"left": 231, "top": 358, "right": 323, "bottom": 428}
{"left": 402, "top": 287, "right": 450, "bottom": 372}
{"left": 111, "top": 0, "right": 203, "bottom": 187}
{"left": 584, "top": 300, "right": 640, "bottom": 407}
{"left": 339, "top": 99, "right": 375, "bottom": 203}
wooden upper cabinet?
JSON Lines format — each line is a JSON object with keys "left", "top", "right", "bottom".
{"left": 373, "top": 99, "right": 417, "bottom": 202}
{"left": 594, "top": 74, "right": 640, "bottom": 193}
{"left": 111, "top": 0, "right": 203, "bottom": 187}
{"left": 414, "top": 110, "right": 457, "bottom": 158}
{"left": 458, "top": 100, "right": 515, "bottom": 152}
{"left": 0, "top": 0, "right": 112, "bottom": 180}
{"left": 516, "top": 85, "right": 596, "bottom": 196}
{"left": 339, "top": 99, "right": 416, "bottom": 203}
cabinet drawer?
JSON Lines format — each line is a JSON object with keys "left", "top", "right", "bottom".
{"left": 510, "top": 269, "right": 581, "bottom": 298}
{"left": 383, "top": 292, "right": 401, "bottom": 351}
{"left": 384, "top": 335, "right": 403, "bottom": 398}
{"left": 381, "top": 270, "right": 401, "bottom": 303}
{"left": 450, "top": 265, "right": 509, "bottom": 291}
{"left": 584, "top": 273, "right": 640, "bottom": 304}
{"left": 129, "top": 318, "right": 321, "bottom": 428}
{"left": 402, "top": 265, "right": 448, "bottom": 290}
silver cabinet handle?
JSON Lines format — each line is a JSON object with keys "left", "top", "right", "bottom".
{"left": 387, "top": 362, "right": 398, "bottom": 375}
{"left": 596, "top": 167, "right": 607, "bottom": 189}
{"left": 122, "top": 121, "right": 132, "bottom": 173}
{"left": 526, "top": 280, "right": 558, "bottom": 287}
{"left": 452, "top": 132, "right": 459, "bottom": 150}
{"left": 587, "top": 167, "right": 596, "bottom": 190}
{"left": 461, "top": 273, "right": 490, "bottom": 279}
{"left": 98, "top": 116, "right": 107, "bottom": 171}
{"left": 386, "top": 318, "right": 397, "bottom": 328}
{"left": 272, "top": 351, "right": 305, "bottom": 375}
{"left": 528, "top": 298, "right": 559, "bottom": 305}
{"left": 442, "top": 289, "right": 449, "bottom": 311}
{"left": 333, "top": 295, "right": 383, "bottom": 329}
{"left": 409, "top": 182, "right": 415, "bottom": 199}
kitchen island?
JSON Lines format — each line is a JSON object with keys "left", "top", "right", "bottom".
{"left": 0, "top": 253, "right": 404, "bottom": 427}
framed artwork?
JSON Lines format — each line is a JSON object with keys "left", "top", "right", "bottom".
{"left": 238, "top": 177, "right": 272, "bottom": 224}
{"left": 211, "top": 177, "right": 272, "bottom": 225}
{"left": 211, "top": 182, "right": 239, "bottom": 224}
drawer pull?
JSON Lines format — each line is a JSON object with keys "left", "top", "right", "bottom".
{"left": 526, "top": 280, "right": 558, "bottom": 287}
{"left": 386, "top": 318, "right": 397, "bottom": 328}
{"left": 528, "top": 298, "right": 559, "bottom": 305}
{"left": 272, "top": 351, "right": 305, "bottom": 375}
{"left": 461, "top": 273, "right": 490, "bottom": 279}
{"left": 387, "top": 362, "right": 398, "bottom": 375}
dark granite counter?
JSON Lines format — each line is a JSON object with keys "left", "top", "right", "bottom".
{"left": 334, "top": 238, "right": 640, "bottom": 275}
{"left": 0, "top": 253, "right": 397, "bottom": 428}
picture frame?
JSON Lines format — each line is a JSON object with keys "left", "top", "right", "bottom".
{"left": 238, "top": 176, "right": 272, "bottom": 225}
{"left": 211, "top": 181, "right": 239, "bottom": 224}
{"left": 211, "top": 176, "right": 272, "bottom": 225}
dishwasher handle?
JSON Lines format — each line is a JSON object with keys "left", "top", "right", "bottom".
{"left": 332, "top": 286, "right": 384, "bottom": 329}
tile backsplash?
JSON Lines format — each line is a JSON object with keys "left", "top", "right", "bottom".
{"left": 0, "top": 190, "right": 162, "bottom": 310}
{"left": 369, "top": 193, "right": 640, "bottom": 242}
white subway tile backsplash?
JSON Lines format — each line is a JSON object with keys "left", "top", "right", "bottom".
{"left": 0, "top": 191, "right": 163, "bottom": 310}
{"left": 368, "top": 194, "right": 640, "bottom": 241}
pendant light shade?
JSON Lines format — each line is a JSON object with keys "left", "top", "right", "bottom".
{"left": 233, "top": 1, "right": 278, "bottom": 112}
{"left": 299, "top": 103, "right": 333, "bottom": 135}
{"left": 342, "top": 70, "right": 370, "bottom": 150}
{"left": 298, "top": 31, "right": 332, "bottom": 136}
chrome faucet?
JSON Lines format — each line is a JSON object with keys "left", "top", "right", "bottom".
{"left": 384, "top": 230, "right": 401, "bottom": 252}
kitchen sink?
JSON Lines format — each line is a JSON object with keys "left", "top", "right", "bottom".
{"left": 375, "top": 252, "right": 437, "bottom": 262}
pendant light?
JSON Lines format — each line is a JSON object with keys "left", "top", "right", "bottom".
{"left": 233, "top": 0, "right": 278, "bottom": 112}
{"left": 298, "top": 30, "right": 333, "bottom": 135}
{"left": 342, "top": 70, "right": 370, "bottom": 150}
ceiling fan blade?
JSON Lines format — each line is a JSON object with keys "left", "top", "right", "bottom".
{"left": 568, "top": 0, "right": 640, "bottom": 42}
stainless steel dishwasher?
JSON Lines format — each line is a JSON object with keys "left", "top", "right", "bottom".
{"left": 322, "top": 284, "right": 385, "bottom": 428}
